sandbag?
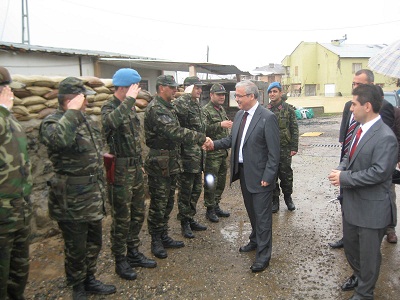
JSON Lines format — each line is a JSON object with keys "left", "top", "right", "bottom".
{"left": 11, "top": 75, "right": 35, "bottom": 87}
{"left": 86, "top": 107, "right": 101, "bottom": 115}
{"left": 31, "top": 76, "right": 57, "bottom": 88}
{"left": 93, "top": 86, "right": 112, "bottom": 94}
{"left": 86, "top": 95, "right": 95, "bottom": 103}
{"left": 90, "top": 100, "right": 107, "bottom": 107}
{"left": 12, "top": 88, "right": 32, "bottom": 98}
{"left": 80, "top": 76, "right": 104, "bottom": 88}
{"left": 12, "top": 105, "right": 30, "bottom": 116}
{"left": 13, "top": 96, "right": 22, "bottom": 105}
{"left": 45, "top": 99, "right": 59, "bottom": 108}
{"left": 26, "top": 104, "right": 47, "bottom": 113}
{"left": 43, "top": 89, "right": 59, "bottom": 100}
{"left": 26, "top": 86, "right": 53, "bottom": 96}
{"left": 22, "top": 96, "right": 47, "bottom": 106}
{"left": 100, "top": 78, "right": 113, "bottom": 88}
{"left": 14, "top": 113, "right": 38, "bottom": 121}
{"left": 135, "top": 99, "right": 148, "bottom": 109}
{"left": 137, "top": 90, "right": 153, "bottom": 102}
{"left": 94, "top": 93, "right": 111, "bottom": 102}
{"left": 38, "top": 108, "right": 56, "bottom": 119}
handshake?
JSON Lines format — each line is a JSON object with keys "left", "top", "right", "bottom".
{"left": 202, "top": 137, "right": 214, "bottom": 151}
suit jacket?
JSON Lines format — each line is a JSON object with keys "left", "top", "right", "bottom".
{"left": 339, "top": 99, "right": 395, "bottom": 159}
{"left": 338, "top": 119, "right": 398, "bottom": 229}
{"left": 213, "top": 104, "right": 280, "bottom": 193}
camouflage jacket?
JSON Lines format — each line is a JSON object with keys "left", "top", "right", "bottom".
{"left": 144, "top": 95, "right": 206, "bottom": 177}
{"left": 267, "top": 101, "right": 299, "bottom": 151}
{"left": 0, "top": 106, "right": 32, "bottom": 233}
{"left": 203, "top": 101, "right": 230, "bottom": 158}
{"left": 101, "top": 95, "right": 143, "bottom": 165}
{"left": 39, "top": 108, "right": 105, "bottom": 221}
{"left": 174, "top": 93, "right": 207, "bottom": 173}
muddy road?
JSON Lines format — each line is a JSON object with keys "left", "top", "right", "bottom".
{"left": 25, "top": 115, "right": 400, "bottom": 299}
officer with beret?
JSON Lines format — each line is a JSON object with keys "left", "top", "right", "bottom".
{"left": 144, "top": 75, "right": 207, "bottom": 258}
{"left": 101, "top": 68, "right": 156, "bottom": 281}
{"left": 40, "top": 77, "right": 116, "bottom": 299}
{"left": 202, "top": 84, "right": 232, "bottom": 222}
{"left": 174, "top": 76, "right": 208, "bottom": 238}
{"left": 266, "top": 82, "right": 299, "bottom": 213}
{"left": 0, "top": 67, "right": 32, "bottom": 300}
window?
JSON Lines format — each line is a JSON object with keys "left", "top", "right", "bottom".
{"left": 352, "top": 63, "right": 362, "bottom": 74}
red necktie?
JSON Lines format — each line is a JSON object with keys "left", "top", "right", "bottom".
{"left": 343, "top": 118, "right": 357, "bottom": 155}
{"left": 349, "top": 127, "right": 362, "bottom": 159}
{"left": 234, "top": 112, "right": 248, "bottom": 174}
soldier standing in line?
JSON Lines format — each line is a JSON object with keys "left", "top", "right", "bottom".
{"left": 174, "top": 76, "right": 208, "bottom": 238}
{"left": 0, "top": 67, "right": 32, "bottom": 300}
{"left": 266, "top": 82, "right": 299, "bottom": 213}
{"left": 144, "top": 75, "right": 207, "bottom": 258}
{"left": 101, "top": 68, "right": 156, "bottom": 281}
{"left": 39, "top": 77, "right": 116, "bottom": 300}
{"left": 202, "top": 84, "right": 232, "bottom": 222}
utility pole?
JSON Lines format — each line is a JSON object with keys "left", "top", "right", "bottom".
{"left": 206, "top": 45, "right": 209, "bottom": 79}
{"left": 22, "top": 0, "right": 30, "bottom": 44}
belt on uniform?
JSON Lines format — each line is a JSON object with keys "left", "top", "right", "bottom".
{"left": 149, "top": 148, "right": 178, "bottom": 156}
{"left": 115, "top": 157, "right": 141, "bottom": 166}
{"left": 54, "top": 173, "right": 99, "bottom": 185}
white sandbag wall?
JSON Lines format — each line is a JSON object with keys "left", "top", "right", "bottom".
{"left": 10, "top": 75, "right": 154, "bottom": 120}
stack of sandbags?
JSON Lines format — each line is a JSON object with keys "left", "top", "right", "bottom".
{"left": 10, "top": 75, "right": 153, "bottom": 120}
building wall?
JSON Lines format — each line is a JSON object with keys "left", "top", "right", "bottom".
{"left": 0, "top": 52, "right": 95, "bottom": 76}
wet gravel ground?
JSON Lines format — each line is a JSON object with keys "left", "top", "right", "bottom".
{"left": 25, "top": 115, "right": 400, "bottom": 299}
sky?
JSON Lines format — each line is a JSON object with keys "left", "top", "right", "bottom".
{"left": 1, "top": 0, "right": 400, "bottom": 72}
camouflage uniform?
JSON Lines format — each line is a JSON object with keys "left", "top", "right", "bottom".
{"left": 144, "top": 95, "right": 206, "bottom": 235}
{"left": 0, "top": 104, "right": 32, "bottom": 300}
{"left": 101, "top": 95, "right": 145, "bottom": 257}
{"left": 202, "top": 100, "right": 229, "bottom": 209}
{"left": 267, "top": 100, "right": 299, "bottom": 205}
{"left": 174, "top": 93, "right": 207, "bottom": 222}
{"left": 39, "top": 82, "right": 106, "bottom": 287}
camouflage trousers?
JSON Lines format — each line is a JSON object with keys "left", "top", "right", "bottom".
{"left": 203, "top": 155, "right": 227, "bottom": 208}
{"left": 0, "top": 224, "right": 30, "bottom": 300}
{"left": 58, "top": 220, "right": 102, "bottom": 286}
{"left": 177, "top": 171, "right": 202, "bottom": 221}
{"left": 147, "top": 174, "right": 178, "bottom": 235}
{"left": 274, "top": 148, "right": 294, "bottom": 199}
{"left": 109, "top": 164, "right": 145, "bottom": 257}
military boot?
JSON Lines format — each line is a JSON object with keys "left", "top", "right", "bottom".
{"left": 115, "top": 256, "right": 137, "bottom": 280}
{"left": 272, "top": 197, "right": 279, "bottom": 213}
{"left": 215, "top": 205, "right": 230, "bottom": 217}
{"left": 72, "top": 283, "right": 87, "bottom": 300}
{"left": 161, "top": 232, "right": 185, "bottom": 248}
{"left": 206, "top": 207, "right": 219, "bottom": 223}
{"left": 189, "top": 219, "right": 207, "bottom": 231}
{"left": 127, "top": 247, "right": 157, "bottom": 268}
{"left": 151, "top": 234, "right": 168, "bottom": 259}
{"left": 284, "top": 195, "right": 296, "bottom": 211}
{"left": 181, "top": 220, "right": 195, "bottom": 238}
{"left": 84, "top": 275, "right": 116, "bottom": 295}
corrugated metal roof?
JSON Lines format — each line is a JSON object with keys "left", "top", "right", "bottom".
{"left": 320, "top": 43, "right": 388, "bottom": 58}
{"left": 250, "top": 63, "right": 285, "bottom": 75}
{"left": 0, "top": 41, "right": 248, "bottom": 75}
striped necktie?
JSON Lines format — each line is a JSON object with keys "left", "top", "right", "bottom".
{"left": 343, "top": 118, "right": 357, "bottom": 155}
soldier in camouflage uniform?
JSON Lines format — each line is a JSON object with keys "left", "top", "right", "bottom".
{"left": 174, "top": 76, "right": 208, "bottom": 238}
{"left": 0, "top": 67, "right": 32, "bottom": 300}
{"left": 266, "top": 82, "right": 299, "bottom": 213}
{"left": 39, "top": 77, "right": 116, "bottom": 300}
{"left": 144, "top": 75, "right": 206, "bottom": 258}
{"left": 202, "top": 84, "right": 232, "bottom": 222}
{"left": 101, "top": 68, "right": 156, "bottom": 281}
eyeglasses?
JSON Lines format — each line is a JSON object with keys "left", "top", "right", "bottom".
{"left": 234, "top": 93, "right": 250, "bottom": 99}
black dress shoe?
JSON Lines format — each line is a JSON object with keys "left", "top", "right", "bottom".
{"left": 250, "top": 261, "right": 269, "bottom": 273}
{"left": 84, "top": 275, "right": 116, "bottom": 295}
{"left": 239, "top": 243, "right": 257, "bottom": 252}
{"left": 341, "top": 275, "right": 358, "bottom": 291}
{"left": 329, "top": 238, "right": 344, "bottom": 249}
{"left": 189, "top": 220, "right": 207, "bottom": 231}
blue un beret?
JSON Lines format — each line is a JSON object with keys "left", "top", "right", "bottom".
{"left": 267, "top": 82, "right": 282, "bottom": 93}
{"left": 112, "top": 68, "right": 141, "bottom": 87}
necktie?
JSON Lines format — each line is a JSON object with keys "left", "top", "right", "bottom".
{"left": 349, "top": 127, "right": 362, "bottom": 159}
{"left": 234, "top": 111, "right": 249, "bottom": 175}
{"left": 343, "top": 118, "right": 357, "bottom": 155}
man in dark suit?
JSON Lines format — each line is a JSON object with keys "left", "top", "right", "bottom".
{"left": 203, "top": 80, "right": 280, "bottom": 272}
{"left": 329, "top": 69, "right": 396, "bottom": 248}
{"left": 328, "top": 84, "right": 398, "bottom": 300}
